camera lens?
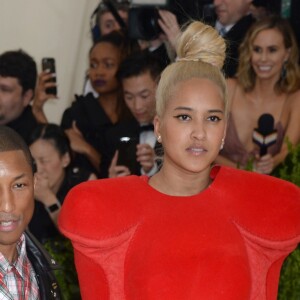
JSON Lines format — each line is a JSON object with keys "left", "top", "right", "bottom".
{"left": 128, "top": 6, "right": 162, "bottom": 40}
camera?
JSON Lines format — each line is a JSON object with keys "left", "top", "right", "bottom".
{"left": 128, "top": 0, "right": 169, "bottom": 40}
{"left": 128, "top": 6, "right": 163, "bottom": 40}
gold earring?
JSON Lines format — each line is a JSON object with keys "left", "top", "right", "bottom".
{"left": 220, "top": 138, "right": 225, "bottom": 150}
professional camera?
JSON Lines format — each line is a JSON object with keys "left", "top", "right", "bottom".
{"left": 128, "top": 0, "right": 169, "bottom": 41}
{"left": 92, "top": 0, "right": 170, "bottom": 41}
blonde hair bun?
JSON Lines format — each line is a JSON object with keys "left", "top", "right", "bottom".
{"left": 176, "top": 21, "right": 226, "bottom": 69}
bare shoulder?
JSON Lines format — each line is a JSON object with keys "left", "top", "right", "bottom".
{"left": 287, "top": 89, "right": 300, "bottom": 106}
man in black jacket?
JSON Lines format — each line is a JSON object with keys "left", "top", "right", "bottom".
{"left": 213, "top": 0, "right": 255, "bottom": 77}
{"left": 100, "top": 52, "right": 163, "bottom": 178}
{"left": 0, "top": 125, "right": 61, "bottom": 299}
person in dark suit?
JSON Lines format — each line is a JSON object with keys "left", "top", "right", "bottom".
{"left": 100, "top": 52, "right": 163, "bottom": 178}
{"left": 0, "top": 50, "right": 39, "bottom": 144}
{"left": 212, "top": 0, "right": 255, "bottom": 77}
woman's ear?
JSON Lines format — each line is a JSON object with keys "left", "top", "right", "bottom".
{"left": 153, "top": 115, "right": 161, "bottom": 141}
{"left": 62, "top": 152, "right": 71, "bottom": 168}
{"left": 285, "top": 48, "right": 291, "bottom": 62}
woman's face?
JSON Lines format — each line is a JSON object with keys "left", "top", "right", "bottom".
{"left": 30, "top": 139, "right": 69, "bottom": 192}
{"left": 99, "top": 10, "right": 128, "bottom": 35}
{"left": 89, "top": 42, "right": 121, "bottom": 95}
{"left": 251, "top": 28, "right": 290, "bottom": 81}
{"left": 154, "top": 78, "right": 226, "bottom": 175}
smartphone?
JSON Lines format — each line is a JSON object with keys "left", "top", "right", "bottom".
{"left": 41, "top": 57, "right": 57, "bottom": 95}
{"left": 117, "top": 136, "right": 139, "bottom": 174}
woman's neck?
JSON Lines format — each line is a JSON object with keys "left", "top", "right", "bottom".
{"left": 149, "top": 164, "right": 212, "bottom": 196}
{"left": 252, "top": 77, "right": 280, "bottom": 99}
{"left": 98, "top": 91, "right": 119, "bottom": 123}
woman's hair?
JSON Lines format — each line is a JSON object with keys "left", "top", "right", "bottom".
{"left": 89, "top": 30, "right": 132, "bottom": 61}
{"left": 28, "top": 123, "right": 72, "bottom": 158}
{"left": 237, "top": 15, "right": 300, "bottom": 93}
{"left": 97, "top": 0, "right": 129, "bottom": 17}
{"left": 156, "top": 21, "right": 228, "bottom": 117}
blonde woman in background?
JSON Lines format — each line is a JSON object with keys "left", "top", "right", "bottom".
{"left": 217, "top": 16, "right": 300, "bottom": 174}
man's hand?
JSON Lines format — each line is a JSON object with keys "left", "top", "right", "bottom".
{"left": 158, "top": 10, "right": 181, "bottom": 49}
{"left": 136, "top": 144, "right": 155, "bottom": 174}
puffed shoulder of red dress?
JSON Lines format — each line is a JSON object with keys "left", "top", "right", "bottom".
{"left": 58, "top": 166, "right": 300, "bottom": 300}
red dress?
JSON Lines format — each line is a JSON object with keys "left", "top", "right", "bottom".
{"left": 58, "top": 166, "right": 300, "bottom": 300}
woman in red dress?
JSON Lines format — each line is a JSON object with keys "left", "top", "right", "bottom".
{"left": 58, "top": 20, "right": 300, "bottom": 300}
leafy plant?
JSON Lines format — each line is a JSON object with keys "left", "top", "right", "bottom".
{"left": 44, "top": 237, "right": 81, "bottom": 300}
{"left": 274, "top": 142, "right": 300, "bottom": 300}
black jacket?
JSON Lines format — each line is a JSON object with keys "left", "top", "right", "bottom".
{"left": 25, "top": 231, "right": 62, "bottom": 300}
{"left": 206, "top": 14, "right": 255, "bottom": 78}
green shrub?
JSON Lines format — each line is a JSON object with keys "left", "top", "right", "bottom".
{"left": 275, "top": 142, "right": 300, "bottom": 299}
{"left": 44, "top": 237, "right": 81, "bottom": 300}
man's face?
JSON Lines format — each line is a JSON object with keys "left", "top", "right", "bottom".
{"left": 0, "top": 76, "right": 31, "bottom": 125}
{"left": 213, "top": 0, "right": 252, "bottom": 26}
{"left": 0, "top": 150, "right": 34, "bottom": 258}
{"left": 123, "top": 72, "right": 157, "bottom": 124}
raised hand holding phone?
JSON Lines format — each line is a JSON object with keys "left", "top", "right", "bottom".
{"left": 41, "top": 57, "right": 57, "bottom": 96}
{"left": 31, "top": 58, "right": 58, "bottom": 123}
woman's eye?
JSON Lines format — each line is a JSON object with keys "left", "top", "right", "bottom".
{"left": 105, "top": 61, "right": 115, "bottom": 69}
{"left": 269, "top": 47, "right": 277, "bottom": 53}
{"left": 208, "top": 116, "right": 221, "bottom": 122}
{"left": 175, "top": 115, "right": 191, "bottom": 121}
{"left": 253, "top": 46, "right": 261, "bottom": 53}
{"left": 90, "top": 62, "right": 97, "bottom": 69}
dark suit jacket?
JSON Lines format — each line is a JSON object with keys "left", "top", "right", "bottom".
{"left": 206, "top": 14, "right": 255, "bottom": 78}
{"left": 7, "top": 106, "right": 38, "bottom": 144}
{"left": 223, "top": 14, "right": 255, "bottom": 78}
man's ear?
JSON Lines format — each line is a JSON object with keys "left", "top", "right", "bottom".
{"left": 22, "top": 89, "right": 33, "bottom": 107}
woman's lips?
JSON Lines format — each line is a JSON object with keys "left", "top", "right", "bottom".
{"left": 93, "top": 79, "right": 107, "bottom": 87}
{"left": 186, "top": 146, "right": 207, "bottom": 156}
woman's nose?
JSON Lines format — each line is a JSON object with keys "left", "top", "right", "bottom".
{"left": 191, "top": 121, "right": 206, "bottom": 140}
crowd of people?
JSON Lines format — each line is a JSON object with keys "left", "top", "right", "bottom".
{"left": 0, "top": 0, "right": 299, "bottom": 299}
